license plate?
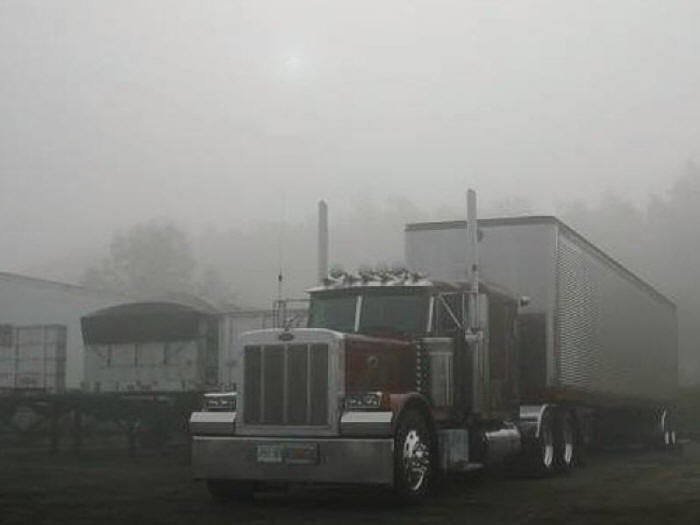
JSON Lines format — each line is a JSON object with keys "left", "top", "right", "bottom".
{"left": 256, "top": 443, "right": 319, "bottom": 465}
{"left": 256, "top": 444, "right": 283, "bottom": 464}
{"left": 284, "top": 443, "right": 319, "bottom": 465}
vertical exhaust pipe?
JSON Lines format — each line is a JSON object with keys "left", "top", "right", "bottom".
{"left": 317, "top": 200, "right": 329, "bottom": 284}
{"left": 466, "top": 189, "right": 487, "bottom": 415}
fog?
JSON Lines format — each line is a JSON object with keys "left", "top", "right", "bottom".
{"left": 2, "top": 1, "right": 700, "bottom": 381}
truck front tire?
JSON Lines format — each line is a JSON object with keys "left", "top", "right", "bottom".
{"left": 393, "top": 410, "right": 434, "bottom": 503}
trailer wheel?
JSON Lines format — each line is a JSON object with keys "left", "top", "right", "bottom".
{"left": 206, "top": 480, "right": 254, "bottom": 505}
{"left": 664, "top": 429, "right": 677, "bottom": 447}
{"left": 663, "top": 411, "right": 678, "bottom": 450}
{"left": 394, "top": 410, "right": 434, "bottom": 503}
{"left": 658, "top": 409, "right": 678, "bottom": 451}
{"left": 555, "top": 411, "right": 576, "bottom": 471}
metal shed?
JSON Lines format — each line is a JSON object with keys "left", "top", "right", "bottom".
{"left": 0, "top": 272, "right": 130, "bottom": 390}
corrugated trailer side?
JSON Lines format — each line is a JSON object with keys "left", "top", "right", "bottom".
{"left": 553, "top": 222, "right": 677, "bottom": 404}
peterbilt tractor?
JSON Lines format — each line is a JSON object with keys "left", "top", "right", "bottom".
{"left": 189, "top": 191, "right": 678, "bottom": 503}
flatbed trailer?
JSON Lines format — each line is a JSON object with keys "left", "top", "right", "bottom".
{"left": 0, "top": 390, "right": 201, "bottom": 454}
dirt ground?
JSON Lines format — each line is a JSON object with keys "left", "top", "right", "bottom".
{"left": 2, "top": 443, "right": 700, "bottom": 525}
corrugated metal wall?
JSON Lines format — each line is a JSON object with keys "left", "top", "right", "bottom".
{"left": 0, "top": 274, "right": 128, "bottom": 389}
{"left": 555, "top": 229, "right": 677, "bottom": 401}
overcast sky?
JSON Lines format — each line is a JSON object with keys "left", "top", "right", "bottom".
{"left": 2, "top": 0, "right": 699, "bottom": 273}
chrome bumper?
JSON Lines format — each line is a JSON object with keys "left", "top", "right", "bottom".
{"left": 191, "top": 436, "right": 395, "bottom": 485}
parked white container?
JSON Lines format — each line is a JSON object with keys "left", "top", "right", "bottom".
{"left": 0, "top": 324, "right": 67, "bottom": 392}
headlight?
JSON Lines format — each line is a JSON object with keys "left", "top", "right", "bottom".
{"left": 344, "top": 391, "right": 390, "bottom": 411}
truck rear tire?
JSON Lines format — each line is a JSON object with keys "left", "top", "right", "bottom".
{"left": 393, "top": 410, "right": 434, "bottom": 503}
{"left": 555, "top": 410, "right": 576, "bottom": 471}
{"left": 206, "top": 480, "right": 255, "bottom": 505}
{"left": 524, "top": 409, "right": 556, "bottom": 476}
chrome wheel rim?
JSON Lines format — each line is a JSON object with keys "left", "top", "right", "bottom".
{"left": 542, "top": 425, "right": 554, "bottom": 468}
{"left": 562, "top": 419, "right": 575, "bottom": 465}
{"left": 402, "top": 429, "right": 430, "bottom": 491}
{"left": 564, "top": 443, "right": 574, "bottom": 464}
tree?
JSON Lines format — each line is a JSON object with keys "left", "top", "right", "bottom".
{"left": 646, "top": 162, "right": 700, "bottom": 384}
{"left": 561, "top": 192, "right": 649, "bottom": 278}
{"left": 196, "top": 266, "right": 238, "bottom": 310}
{"left": 561, "top": 163, "right": 700, "bottom": 385}
{"left": 82, "top": 222, "right": 197, "bottom": 298}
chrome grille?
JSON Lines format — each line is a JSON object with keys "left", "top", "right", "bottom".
{"left": 243, "top": 343, "right": 329, "bottom": 425}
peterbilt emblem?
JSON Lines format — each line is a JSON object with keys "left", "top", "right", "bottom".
{"left": 278, "top": 332, "right": 295, "bottom": 341}
{"left": 366, "top": 355, "right": 379, "bottom": 369}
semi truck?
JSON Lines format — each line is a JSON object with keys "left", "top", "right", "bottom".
{"left": 189, "top": 192, "right": 678, "bottom": 503}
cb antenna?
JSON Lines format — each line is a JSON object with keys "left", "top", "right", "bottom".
{"left": 277, "top": 192, "right": 287, "bottom": 305}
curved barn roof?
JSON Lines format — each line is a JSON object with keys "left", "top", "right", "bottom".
{"left": 81, "top": 296, "right": 217, "bottom": 345}
{"left": 84, "top": 295, "right": 218, "bottom": 319}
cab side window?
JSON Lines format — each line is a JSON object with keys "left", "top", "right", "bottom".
{"left": 434, "top": 293, "right": 463, "bottom": 336}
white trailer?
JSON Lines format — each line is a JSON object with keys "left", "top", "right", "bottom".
{"left": 82, "top": 301, "right": 308, "bottom": 393}
{"left": 405, "top": 216, "right": 677, "bottom": 406}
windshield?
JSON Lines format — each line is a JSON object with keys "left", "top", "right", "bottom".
{"left": 309, "top": 290, "right": 429, "bottom": 335}
{"left": 308, "top": 294, "right": 357, "bottom": 332}
{"left": 360, "top": 292, "right": 428, "bottom": 335}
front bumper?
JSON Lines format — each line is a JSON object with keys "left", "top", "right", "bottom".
{"left": 192, "top": 435, "right": 395, "bottom": 485}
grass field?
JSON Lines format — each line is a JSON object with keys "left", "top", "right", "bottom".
{"left": 2, "top": 443, "right": 699, "bottom": 525}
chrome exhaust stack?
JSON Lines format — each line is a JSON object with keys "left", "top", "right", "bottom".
{"left": 466, "top": 189, "right": 488, "bottom": 416}
{"left": 317, "top": 200, "right": 329, "bottom": 284}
